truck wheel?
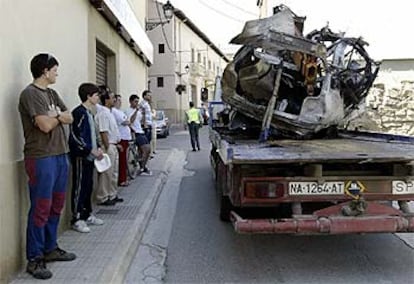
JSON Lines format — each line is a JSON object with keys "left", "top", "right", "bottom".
{"left": 220, "top": 196, "right": 232, "bottom": 222}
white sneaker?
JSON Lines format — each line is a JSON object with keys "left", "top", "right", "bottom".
{"left": 86, "top": 215, "right": 104, "bottom": 226}
{"left": 72, "top": 220, "right": 90, "bottom": 233}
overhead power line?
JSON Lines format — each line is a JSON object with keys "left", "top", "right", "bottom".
{"left": 221, "top": 0, "right": 258, "bottom": 17}
{"left": 199, "top": 0, "right": 246, "bottom": 23}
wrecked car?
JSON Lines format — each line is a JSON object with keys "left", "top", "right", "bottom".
{"left": 221, "top": 4, "right": 380, "bottom": 138}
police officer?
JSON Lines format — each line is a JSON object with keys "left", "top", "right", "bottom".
{"left": 185, "top": 101, "right": 203, "bottom": 151}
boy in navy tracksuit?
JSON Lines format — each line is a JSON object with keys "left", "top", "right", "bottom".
{"left": 69, "top": 83, "right": 104, "bottom": 233}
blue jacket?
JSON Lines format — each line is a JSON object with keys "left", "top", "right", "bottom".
{"left": 69, "top": 105, "right": 98, "bottom": 158}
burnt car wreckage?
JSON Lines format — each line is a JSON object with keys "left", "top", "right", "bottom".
{"left": 221, "top": 4, "right": 380, "bottom": 139}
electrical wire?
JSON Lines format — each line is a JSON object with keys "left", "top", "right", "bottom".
{"left": 199, "top": 0, "right": 246, "bottom": 23}
{"left": 221, "top": 0, "right": 257, "bottom": 17}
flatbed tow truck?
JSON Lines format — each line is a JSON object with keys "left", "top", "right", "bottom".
{"left": 208, "top": 4, "right": 414, "bottom": 235}
{"left": 209, "top": 115, "right": 414, "bottom": 234}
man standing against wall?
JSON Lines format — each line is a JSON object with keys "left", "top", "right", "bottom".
{"left": 112, "top": 94, "right": 131, "bottom": 186}
{"left": 185, "top": 101, "right": 203, "bottom": 151}
{"left": 18, "top": 53, "right": 76, "bottom": 280}
{"left": 95, "top": 87, "right": 123, "bottom": 205}
{"left": 69, "top": 83, "right": 104, "bottom": 233}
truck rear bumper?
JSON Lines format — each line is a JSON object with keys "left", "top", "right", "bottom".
{"left": 230, "top": 202, "right": 414, "bottom": 234}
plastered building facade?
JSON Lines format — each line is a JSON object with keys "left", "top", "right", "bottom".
{"left": 0, "top": 0, "right": 152, "bottom": 281}
{"left": 147, "top": 0, "right": 230, "bottom": 124}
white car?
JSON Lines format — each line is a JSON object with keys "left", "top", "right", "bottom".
{"left": 155, "top": 110, "right": 170, "bottom": 138}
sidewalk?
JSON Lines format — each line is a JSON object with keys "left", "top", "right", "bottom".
{"left": 12, "top": 148, "right": 175, "bottom": 284}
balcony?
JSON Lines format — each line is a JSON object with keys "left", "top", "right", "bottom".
{"left": 188, "top": 63, "right": 206, "bottom": 77}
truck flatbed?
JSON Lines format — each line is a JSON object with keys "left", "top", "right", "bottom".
{"left": 210, "top": 127, "right": 414, "bottom": 234}
{"left": 211, "top": 129, "right": 414, "bottom": 165}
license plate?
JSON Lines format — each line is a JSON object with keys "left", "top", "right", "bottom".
{"left": 289, "top": 182, "right": 344, "bottom": 195}
{"left": 392, "top": 180, "right": 414, "bottom": 194}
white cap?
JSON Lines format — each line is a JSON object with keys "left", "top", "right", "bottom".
{"left": 94, "top": 153, "right": 111, "bottom": 173}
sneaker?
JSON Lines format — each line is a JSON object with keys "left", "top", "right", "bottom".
{"left": 140, "top": 168, "right": 152, "bottom": 176}
{"left": 86, "top": 215, "right": 104, "bottom": 226}
{"left": 26, "top": 258, "right": 52, "bottom": 279}
{"left": 98, "top": 198, "right": 116, "bottom": 206}
{"left": 72, "top": 220, "right": 90, "bottom": 233}
{"left": 44, "top": 247, "right": 76, "bottom": 262}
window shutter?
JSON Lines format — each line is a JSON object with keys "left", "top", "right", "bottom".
{"left": 96, "top": 48, "right": 107, "bottom": 85}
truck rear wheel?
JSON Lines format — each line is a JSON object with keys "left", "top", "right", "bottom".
{"left": 220, "top": 196, "right": 232, "bottom": 222}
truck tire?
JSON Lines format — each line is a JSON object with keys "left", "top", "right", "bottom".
{"left": 220, "top": 196, "right": 232, "bottom": 222}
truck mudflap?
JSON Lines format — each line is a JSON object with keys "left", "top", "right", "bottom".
{"left": 230, "top": 201, "right": 414, "bottom": 234}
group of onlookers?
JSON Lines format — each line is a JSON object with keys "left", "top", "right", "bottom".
{"left": 18, "top": 53, "right": 155, "bottom": 280}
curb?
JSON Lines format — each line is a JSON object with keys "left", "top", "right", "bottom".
{"left": 98, "top": 150, "right": 175, "bottom": 283}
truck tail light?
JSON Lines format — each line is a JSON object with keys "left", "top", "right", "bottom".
{"left": 245, "top": 182, "right": 285, "bottom": 198}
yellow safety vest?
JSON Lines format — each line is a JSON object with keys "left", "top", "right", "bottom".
{"left": 187, "top": 108, "right": 200, "bottom": 124}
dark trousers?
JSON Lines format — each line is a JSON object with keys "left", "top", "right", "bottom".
{"left": 188, "top": 122, "right": 200, "bottom": 150}
{"left": 71, "top": 156, "right": 94, "bottom": 223}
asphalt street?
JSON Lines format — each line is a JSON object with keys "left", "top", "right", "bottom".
{"left": 126, "top": 126, "right": 414, "bottom": 284}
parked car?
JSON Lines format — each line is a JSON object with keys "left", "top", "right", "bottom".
{"left": 155, "top": 110, "right": 170, "bottom": 138}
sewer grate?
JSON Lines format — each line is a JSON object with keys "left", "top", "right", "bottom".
{"left": 96, "top": 209, "right": 119, "bottom": 215}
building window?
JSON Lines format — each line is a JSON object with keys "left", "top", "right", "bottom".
{"left": 208, "top": 60, "right": 211, "bottom": 70}
{"left": 158, "top": 44, "right": 165, "bottom": 54}
{"left": 191, "top": 84, "right": 197, "bottom": 104}
{"left": 157, "top": 77, "right": 164, "bottom": 87}
{"left": 197, "top": 52, "right": 201, "bottom": 63}
{"left": 96, "top": 40, "right": 116, "bottom": 90}
{"left": 96, "top": 47, "right": 108, "bottom": 85}
{"left": 191, "top": 48, "right": 195, "bottom": 63}
{"left": 203, "top": 56, "right": 206, "bottom": 67}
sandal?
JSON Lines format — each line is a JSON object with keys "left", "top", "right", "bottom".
{"left": 119, "top": 181, "right": 130, "bottom": 187}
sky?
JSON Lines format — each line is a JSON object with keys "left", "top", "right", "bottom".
{"left": 167, "top": 0, "right": 412, "bottom": 60}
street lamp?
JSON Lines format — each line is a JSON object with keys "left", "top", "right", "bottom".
{"left": 146, "top": 1, "right": 174, "bottom": 31}
{"left": 175, "top": 64, "right": 190, "bottom": 77}
{"left": 184, "top": 64, "right": 190, "bottom": 74}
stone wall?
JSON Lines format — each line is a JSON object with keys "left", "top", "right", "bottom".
{"left": 365, "top": 81, "right": 414, "bottom": 135}
{"left": 345, "top": 67, "right": 414, "bottom": 136}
